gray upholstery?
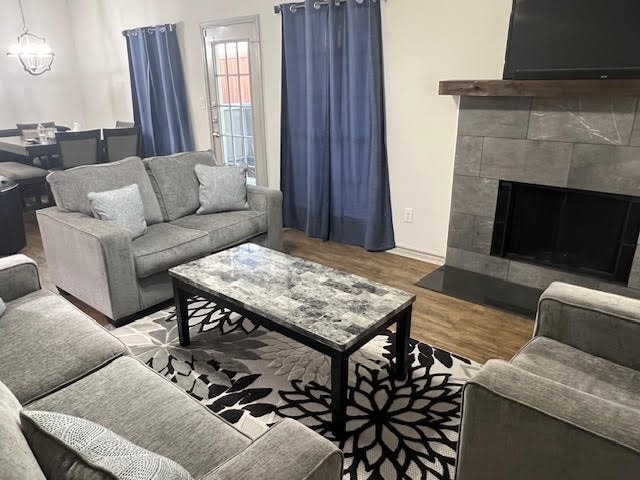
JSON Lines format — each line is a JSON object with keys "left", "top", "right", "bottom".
{"left": 28, "top": 357, "right": 253, "bottom": 479}
{"left": 0, "top": 162, "right": 48, "bottom": 182}
{"left": 1, "top": 257, "right": 342, "bottom": 480}
{"left": 38, "top": 153, "right": 283, "bottom": 322}
{"left": 0, "top": 254, "right": 40, "bottom": 302}
{"left": 247, "top": 185, "right": 283, "bottom": 251}
{"left": 47, "top": 156, "right": 163, "bottom": 225}
{"left": 132, "top": 223, "right": 210, "bottom": 279}
{"left": 171, "top": 211, "right": 267, "bottom": 251}
{"left": 512, "top": 337, "right": 640, "bottom": 411}
{"left": 0, "top": 381, "right": 46, "bottom": 480}
{"left": 143, "top": 150, "right": 218, "bottom": 221}
{"left": 0, "top": 289, "right": 127, "bottom": 405}
{"left": 88, "top": 184, "right": 148, "bottom": 239}
{"left": 535, "top": 282, "right": 640, "bottom": 370}
{"left": 195, "top": 164, "right": 249, "bottom": 214}
{"left": 456, "top": 282, "right": 640, "bottom": 480}
{"left": 21, "top": 410, "right": 193, "bottom": 480}
{"left": 36, "top": 208, "right": 141, "bottom": 321}
{"left": 204, "top": 419, "right": 343, "bottom": 480}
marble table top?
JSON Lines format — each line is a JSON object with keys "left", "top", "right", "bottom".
{"left": 169, "top": 244, "right": 415, "bottom": 351}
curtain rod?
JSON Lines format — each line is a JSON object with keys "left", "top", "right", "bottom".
{"left": 122, "top": 23, "right": 175, "bottom": 36}
{"left": 274, "top": 0, "right": 382, "bottom": 15}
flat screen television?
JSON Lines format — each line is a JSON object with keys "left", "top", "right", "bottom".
{"left": 503, "top": 0, "right": 640, "bottom": 80}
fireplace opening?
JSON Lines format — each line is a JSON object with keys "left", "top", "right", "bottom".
{"left": 491, "top": 181, "right": 640, "bottom": 283}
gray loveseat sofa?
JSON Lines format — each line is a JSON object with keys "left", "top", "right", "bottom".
{"left": 0, "top": 255, "right": 342, "bottom": 480}
{"left": 36, "top": 151, "right": 282, "bottom": 325}
{"left": 456, "top": 282, "right": 640, "bottom": 480}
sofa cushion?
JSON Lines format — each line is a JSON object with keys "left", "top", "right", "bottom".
{"left": 0, "top": 161, "right": 48, "bottom": 183}
{"left": 512, "top": 336, "right": 640, "bottom": 411}
{"left": 88, "top": 184, "right": 148, "bottom": 239}
{"left": 27, "top": 357, "right": 252, "bottom": 479}
{"left": 21, "top": 410, "right": 193, "bottom": 480}
{"left": 0, "top": 290, "right": 127, "bottom": 405}
{"left": 171, "top": 211, "right": 267, "bottom": 251}
{"left": 143, "top": 151, "right": 217, "bottom": 222}
{"left": 195, "top": 164, "right": 249, "bottom": 215}
{"left": 47, "top": 156, "right": 163, "bottom": 225}
{"left": 132, "top": 223, "right": 210, "bottom": 279}
{"left": 0, "top": 381, "right": 46, "bottom": 480}
{"left": 0, "top": 297, "right": 5, "bottom": 317}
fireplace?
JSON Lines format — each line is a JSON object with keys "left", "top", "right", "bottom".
{"left": 491, "top": 182, "right": 640, "bottom": 283}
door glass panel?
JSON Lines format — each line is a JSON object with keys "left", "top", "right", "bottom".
{"left": 238, "top": 41, "right": 249, "bottom": 74}
{"left": 205, "top": 21, "right": 263, "bottom": 186}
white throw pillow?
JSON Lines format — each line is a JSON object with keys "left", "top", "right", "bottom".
{"left": 195, "top": 164, "right": 249, "bottom": 214}
{"left": 21, "top": 410, "right": 193, "bottom": 480}
{"left": 87, "top": 184, "right": 147, "bottom": 239}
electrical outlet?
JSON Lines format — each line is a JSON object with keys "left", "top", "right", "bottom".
{"left": 403, "top": 208, "right": 414, "bottom": 223}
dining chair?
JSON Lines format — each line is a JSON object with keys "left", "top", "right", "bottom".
{"left": 102, "top": 127, "right": 141, "bottom": 163}
{"left": 54, "top": 130, "right": 102, "bottom": 170}
{"left": 115, "top": 120, "right": 135, "bottom": 128}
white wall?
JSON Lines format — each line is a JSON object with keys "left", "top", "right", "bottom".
{"left": 64, "top": 0, "right": 512, "bottom": 260}
{"left": 383, "top": 0, "right": 511, "bottom": 259}
{"left": 0, "top": 0, "right": 86, "bottom": 129}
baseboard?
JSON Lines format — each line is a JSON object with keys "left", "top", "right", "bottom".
{"left": 390, "top": 246, "right": 445, "bottom": 266}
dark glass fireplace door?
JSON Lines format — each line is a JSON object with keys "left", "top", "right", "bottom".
{"left": 491, "top": 182, "right": 640, "bottom": 283}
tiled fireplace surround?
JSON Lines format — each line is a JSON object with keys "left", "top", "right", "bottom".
{"left": 447, "top": 96, "right": 640, "bottom": 297}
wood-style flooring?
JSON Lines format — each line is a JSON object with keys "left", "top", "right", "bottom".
{"left": 21, "top": 212, "right": 533, "bottom": 364}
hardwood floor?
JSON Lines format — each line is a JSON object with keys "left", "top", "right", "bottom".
{"left": 21, "top": 212, "right": 533, "bottom": 363}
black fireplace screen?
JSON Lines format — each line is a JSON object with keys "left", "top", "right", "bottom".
{"left": 491, "top": 181, "right": 640, "bottom": 283}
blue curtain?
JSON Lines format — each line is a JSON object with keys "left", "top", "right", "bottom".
{"left": 280, "top": 0, "right": 395, "bottom": 251}
{"left": 124, "top": 24, "right": 194, "bottom": 157}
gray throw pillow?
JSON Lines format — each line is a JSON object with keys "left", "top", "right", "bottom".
{"left": 0, "top": 298, "right": 5, "bottom": 318}
{"left": 88, "top": 184, "right": 147, "bottom": 239}
{"left": 21, "top": 410, "right": 193, "bottom": 480}
{"left": 195, "top": 164, "right": 249, "bottom": 215}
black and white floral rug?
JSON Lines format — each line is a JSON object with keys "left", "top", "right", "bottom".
{"left": 112, "top": 297, "right": 480, "bottom": 480}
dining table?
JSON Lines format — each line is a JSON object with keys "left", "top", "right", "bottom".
{"left": 0, "top": 136, "right": 59, "bottom": 168}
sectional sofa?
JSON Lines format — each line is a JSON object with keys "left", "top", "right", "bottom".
{"left": 36, "top": 151, "right": 282, "bottom": 325}
{"left": 0, "top": 254, "right": 342, "bottom": 480}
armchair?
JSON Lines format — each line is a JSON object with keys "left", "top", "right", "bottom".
{"left": 456, "top": 282, "right": 640, "bottom": 480}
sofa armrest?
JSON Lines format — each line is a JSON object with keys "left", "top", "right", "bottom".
{"left": 247, "top": 185, "right": 283, "bottom": 251}
{"left": 0, "top": 255, "right": 40, "bottom": 302}
{"left": 535, "top": 282, "right": 640, "bottom": 370}
{"left": 202, "top": 419, "right": 342, "bottom": 480}
{"left": 456, "top": 360, "right": 640, "bottom": 480}
{"left": 36, "top": 207, "right": 140, "bottom": 321}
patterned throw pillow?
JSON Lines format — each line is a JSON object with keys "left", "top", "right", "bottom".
{"left": 87, "top": 184, "right": 148, "bottom": 239}
{"left": 21, "top": 411, "right": 193, "bottom": 480}
{"left": 195, "top": 164, "right": 249, "bottom": 214}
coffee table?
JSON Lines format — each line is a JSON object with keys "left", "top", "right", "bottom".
{"left": 169, "top": 244, "right": 416, "bottom": 436}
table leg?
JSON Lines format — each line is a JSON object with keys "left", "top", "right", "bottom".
{"left": 331, "top": 353, "right": 349, "bottom": 438}
{"left": 173, "top": 279, "right": 190, "bottom": 347}
{"left": 395, "top": 305, "right": 412, "bottom": 381}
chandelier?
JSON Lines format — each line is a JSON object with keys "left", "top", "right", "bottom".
{"left": 6, "top": 0, "right": 54, "bottom": 76}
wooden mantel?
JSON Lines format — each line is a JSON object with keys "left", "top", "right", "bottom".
{"left": 439, "top": 79, "right": 640, "bottom": 97}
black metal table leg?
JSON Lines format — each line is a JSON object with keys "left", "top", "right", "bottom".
{"left": 173, "top": 278, "right": 190, "bottom": 347}
{"left": 395, "top": 305, "right": 412, "bottom": 380}
{"left": 331, "top": 353, "right": 349, "bottom": 438}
